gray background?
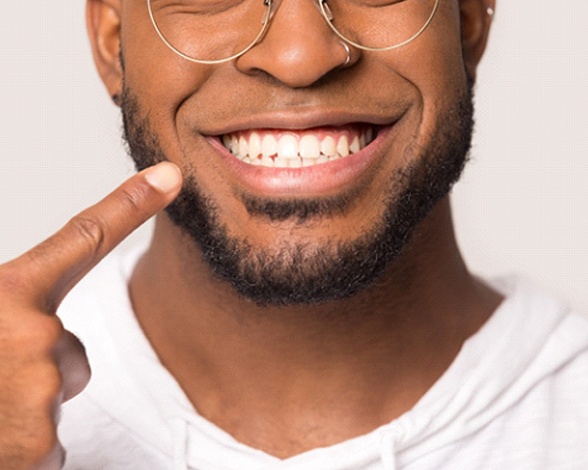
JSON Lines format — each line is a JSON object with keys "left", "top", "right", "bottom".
{"left": 1, "top": 2, "right": 587, "bottom": 311}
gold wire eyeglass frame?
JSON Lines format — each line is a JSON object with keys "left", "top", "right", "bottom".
{"left": 147, "top": 0, "right": 441, "bottom": 65}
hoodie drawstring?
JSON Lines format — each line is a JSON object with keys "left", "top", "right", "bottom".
{"left": 172, "top": 418, "right": 189, "bottom": 470}
{"left": 380, "top": 431, "right": 398, "bottom": 470}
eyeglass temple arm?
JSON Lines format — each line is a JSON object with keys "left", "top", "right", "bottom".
{"left": 320, "top": 0, "right": 334, "bottom": 20}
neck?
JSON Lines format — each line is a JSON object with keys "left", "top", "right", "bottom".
{"left": 129, "top": 197, "right": 501, "bottom": 457}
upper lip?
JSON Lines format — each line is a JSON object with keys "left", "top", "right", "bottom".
{"left": 202, "top": 108, "right": 405, "bottom": 136}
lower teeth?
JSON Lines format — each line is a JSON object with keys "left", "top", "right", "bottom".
{"left": 233, "top": 152, "right": 349, "bottom": 168}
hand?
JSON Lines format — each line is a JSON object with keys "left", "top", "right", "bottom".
{"left": 0, "top": 162, "right": 182, "bottom": 469}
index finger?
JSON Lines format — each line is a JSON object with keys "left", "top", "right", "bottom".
{"left": 7, "top": 162, "right": 182, "bottom": 312}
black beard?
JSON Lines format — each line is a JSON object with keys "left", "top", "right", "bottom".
{"left": 121, "top": 85, "right": 474, "bottom": 307}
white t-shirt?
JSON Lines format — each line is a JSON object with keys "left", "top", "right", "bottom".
{"left": 58, "top": 248, "right": 588, "bottom": 469}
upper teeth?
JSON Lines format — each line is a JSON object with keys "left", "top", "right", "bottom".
{"left": 222, "top": 128, "right": 374, "bottom": 168}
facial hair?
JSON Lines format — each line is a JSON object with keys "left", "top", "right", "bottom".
{"left": 121, "top": 84, "right": 474, "bottom": 307}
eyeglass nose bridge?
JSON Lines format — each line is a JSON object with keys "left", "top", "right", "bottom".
{"left": 261, "top": 0, "right": 333, "bottom": 29}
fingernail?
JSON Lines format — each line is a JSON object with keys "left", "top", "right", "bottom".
{"left": 144, "top": 162, "right": 182, "bottom": 192}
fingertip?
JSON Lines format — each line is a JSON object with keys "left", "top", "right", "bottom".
{"left": 143, "top": 162, "right": 183, "bottom": 194}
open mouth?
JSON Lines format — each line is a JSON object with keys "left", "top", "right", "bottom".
{"left": 220, "top": 124, "right": 377, "bottom": 168}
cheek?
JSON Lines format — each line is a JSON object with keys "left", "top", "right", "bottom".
{"left": 419, "top": 5, "right": 469, "bottom": 104}
{"left": 384, "top": 6, "right": 468, "bottom": 144}
{"left": 394, "top": 2, "right": 465, "bottom": 86}
{"left": 120, "top": 3, "right": 222, "bottom": 181}
{"left": 120, "top": 2, "right": 214, "bottom": 121}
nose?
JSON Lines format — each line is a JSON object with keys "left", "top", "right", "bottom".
{"left": 235, "top": 0, "right": 357, "bottom": 88}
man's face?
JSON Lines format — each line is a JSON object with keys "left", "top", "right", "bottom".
{"left": 118, "top": 0, "right": 476, "bottom": 305}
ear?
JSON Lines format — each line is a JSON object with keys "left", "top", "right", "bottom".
{"left": 86, "top": 0, "right": 123, "bottom": 105}
{"left": 459, "top": 0, "right": 495, "bottom": 80}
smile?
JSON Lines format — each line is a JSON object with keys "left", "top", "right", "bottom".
{"left": 206, "top": 119, "right": 393, "bottom": 197}
{"left": 221, "top": 125, "right": 376, "bottom": 168}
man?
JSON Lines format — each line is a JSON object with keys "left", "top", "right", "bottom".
{"left": 1, "top": 0, "right": 587, "bottom": 468}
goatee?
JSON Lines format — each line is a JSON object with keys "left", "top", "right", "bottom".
{"left": 121, "top": 84, "right": 474, "bottom": 306}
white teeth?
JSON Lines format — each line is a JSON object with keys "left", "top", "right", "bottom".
{"left": 249, "top": 131, "right": 261, "bottom": 159}
{"left": 299, "top": 135, "right": 321, "bottom": 159}
{"left": 222, "top": 127, "right": 376, "bottom": 167}
{"left": 261, "top": 134, "right": 278, "bottom": 159}
{"left": 274, "top": 157, "right": 288, "bottom": 168}
{"left": 337, "top": 135, "right": 349, "bottom": 157}
{"left": 260, "top": 154, "right": 274, "bottom": 166}
{"left": 321, "top": 136, "right": 337, "bottom": 158}
{"left": 278, "top": 135, "right": 299, "bottom": 160}
{"left": 239, "top": 136, "right": 248, "bottom": 158}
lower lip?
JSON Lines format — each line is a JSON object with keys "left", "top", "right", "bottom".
{"left": 206, "top": 126, "right": 393, "bottom": 197}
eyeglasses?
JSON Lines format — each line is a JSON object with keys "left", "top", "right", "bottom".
{"left": 147, "top": 0, "right": 440, "bottom": 65}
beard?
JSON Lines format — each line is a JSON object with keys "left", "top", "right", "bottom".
{"left": 121, "top": 84, "right": 474, "bottom": 307}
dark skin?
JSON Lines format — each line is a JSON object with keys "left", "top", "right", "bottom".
{"left": 134, "top": 202, "right": 499, "bottom": 457}
{"left": 98, "top": 0, "right": 499, "bottom": 457}
{"left": 0, "top": 0, "right": 499, "bottom": 466}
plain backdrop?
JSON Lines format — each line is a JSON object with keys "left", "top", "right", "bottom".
{"left": 1, "top": 2, "right": 587, "bottom": 312}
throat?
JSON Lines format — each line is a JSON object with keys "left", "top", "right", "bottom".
{"left": 132, "top": 267, "right": 468, "bottom": 458}
{"left": 128, "top": 212, "right": 502, "bottom": 459}
{"left": 169, "top": 322, "right": 459, "bottom": 459}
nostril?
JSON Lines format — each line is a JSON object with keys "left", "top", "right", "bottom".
{"left": 233, "top": 0, "right": 360, "bottom": 87}
{"left": 235, "top": 37, "right": 358, "bottom": 88}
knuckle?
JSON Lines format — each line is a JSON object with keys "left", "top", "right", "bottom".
{"left": 29, "top": 365, "right": 63, "bottom": 407}
{"left": 24, "top": 427, "right": 60, "bottom": 468}
{"left": 67, "top": 215, "right": 105, "bottom": 255}
{"left": 0, "top": 312, "right": 63, "bottom": 361}
{"left": 5, "top": 362, "right": 63, "bottom": 414}
{"left": 32, "top": 315, "right": 65, "bottom": 353}
{"left": 0, "top": 437, "right": 58, "bottom": 470}
{"left": 5, "top": 314, "right": 63, "bottom": 354}
{"left": 119, "top": 184, "right": 148, "bottom": 217}
{"left": 38, "top": 430, "right": 60, "bottom": 456}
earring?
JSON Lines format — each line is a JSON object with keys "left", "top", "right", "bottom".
{"left": 112, "top": 94, "right": 121, "bottom": 105}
